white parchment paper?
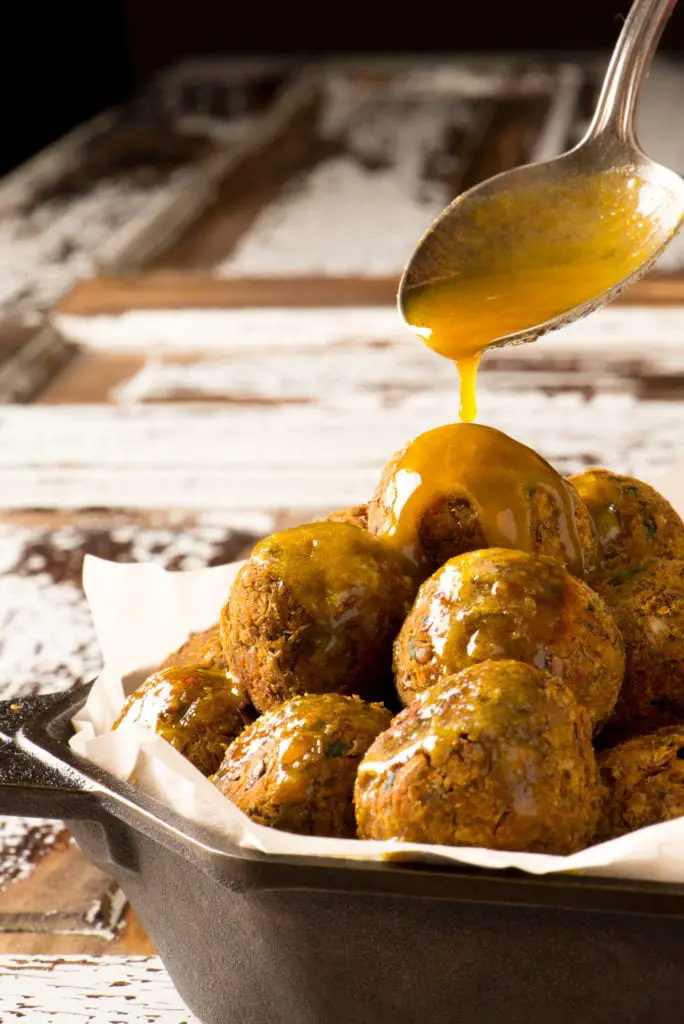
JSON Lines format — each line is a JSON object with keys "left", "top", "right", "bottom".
{"left": 70, "top": 469, "right": 684, "bottom": 881}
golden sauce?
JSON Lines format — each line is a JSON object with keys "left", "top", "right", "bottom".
{"left": 217, "top": 694, "right": 391, "bottom": 794}
{"left": 569, "top": 467, "right": 684, "bottom": 574}
{"left": 455, "top": 353, "right": 480, "bottom": 423}
{"left": 251, "top": 521, "right": 415, "bottom": 625}
{"left": 212, "top": 693, "right": 392, "bottom": 838}
{"left": 373, "top": 422, "right": 584, "bottom": 575}
{"left": 113, "top": 666, "right": 253, "bottom": 777}
{"left": 402, "top": 168, "right": 679, "bottom": 421}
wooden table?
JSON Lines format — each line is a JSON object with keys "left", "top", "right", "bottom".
{"left": 1, "top": 53, "right": 684, "bottom": 1020}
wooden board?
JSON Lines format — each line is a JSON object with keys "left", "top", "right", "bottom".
{"left": 52, "top": 270, "right": 684, "bottom": 318}
{"left": 26, "top": 304, "right": 684, "bottom": 502}
{"left": 4, "top": 53, "right": 684, "bottom": 410}
{"left": 0, "top": 833, "right": 124, "bottom": 936}
{"left": 0, "top": 323, "right": 37, "bottom": 365}
{"left": 120, "top": 57, "right": 684, "bottom": 280}
{"left": 145, "top": 61, "right": 572, "bottom": 275}
{"left": 0, "top": 909, "right": 154, "bottom": 955}
{"left": 0, "top": 510, "right": 264, "bottom": 697}
{"left": 0, "top": 326, "right": 76, "bottom": 403}
{"left": 2, "top": 55, "right": 684, "bottom": 392}
{"left": 0, "top": 956, "right": 195, "bottom": 1020}
{"left": 0, "top": 511, "right": 267, "bottom": 950}
{"left": 0, "top": 58, "right": 295, "bottom": 324}
{"left": 56, "top": 273, "right": 401, "bottom": 313}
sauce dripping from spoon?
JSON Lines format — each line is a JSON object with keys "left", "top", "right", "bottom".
{"left": 401, "top": 167, "right": 675, "bottom": 421}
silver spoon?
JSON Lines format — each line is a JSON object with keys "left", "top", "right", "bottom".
{"left": 398, "top": 0, "right": 684, "bottom": 368}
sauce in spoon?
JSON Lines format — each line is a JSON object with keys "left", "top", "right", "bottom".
{"left": 401, "top": 167, "right": 678, "bottom": 421}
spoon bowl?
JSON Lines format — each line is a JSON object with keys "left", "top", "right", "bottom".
{"left": 399, "top": 136, "right": 684, "bottom": 356}
{"left": 398, "top": 0, "right": 684, "bottom": 420}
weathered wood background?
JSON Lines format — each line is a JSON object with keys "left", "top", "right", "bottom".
{"left": 0, "top": 53, "right": 683, "bottom": 1019}
{"left": 0, "top": 956, "right": 201, "bottom": 1022}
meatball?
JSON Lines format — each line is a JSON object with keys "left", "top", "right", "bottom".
{"left": 599, "top": 559, "right": 684, "bottom": 739}
{"left": 394, "top": 547, "right": 624, "bottom": 729}
{"left": 354, "top": 660, "right": 599, "bottom": 854}
{"left": 367, "top": 423, "right": 597, "bottom": 581}
{"left": 221, "top": 521, "right": 417, "bottom": 713}
{"left": 213, "top": 693, "right": 391, "bottom": 837}
{"left": 113, "top": 666, "right": 254, "bottom": 776}
{"left": 569, "top": 468, "right": 684, "bottom": 577}
{"left": 323, "top": 504, "right": 369, "bottom": 530}
{"left": 160, "top": 623, "right": 228, "bottom": 674}
{"left": 596, "top": 726, "right": 684, "bottom": 841}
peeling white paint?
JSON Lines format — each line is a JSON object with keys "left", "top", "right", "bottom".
{"left": 54, "top": 307, "right": 409, "bottom": 353}
{"left": 53, "top": 304, "right": 684, "bottom": 356}
{"left": 0, "top": 956, "right": 199, "bottom": 1022}
{"left": 218, "top": 74, "right": 481, "bottom": 277}
{"left": 0, "top": 389, "right": 680, "bottom": 511}
{"left": 0, "top": 516, "right": 268, "bottom": 886}
{"left": 0, "top": 820, "right": 63, "bottom": 888}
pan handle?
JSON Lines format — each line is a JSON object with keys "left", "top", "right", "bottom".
{"left": 0, "top": 692, "right": 72, "bottom": 744}
{"left": 0, "top": 692, "right": 99, "bottom": 819}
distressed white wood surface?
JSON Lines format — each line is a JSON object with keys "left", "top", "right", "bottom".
{"left": 0, "top": 514, "right": 267, "bottom": 918}
{"left": 146, "top": 56, "right": 575, "bottom": 275}
{"left": 0, "top": 956, "right": 199, "bottom": 1022}
{"left": 3, "top": 54, "right": 684, "bottom": 330}
{"left": 205, "top": 56, "right": 683, "bottom": 278}
{"left": 216, "top": 73, "right": 490, "bottom": 277}
{"left": 213, "top": 61, "right": 564, "bottom": 277}
{"left": 2, "top": 53, "right": 683, "bottom": 332}
{"left": 0, "top": 820, "right": 63, "bottom": 888}
{"left": 0, "top": 391, "right": 681, "bottom": 511}
{"left": 0, "top": 515, "right": 268, "bottom": 698}
{"left": 52, "top": 302, "right": 684, "bottom": 356}
{"left": 0, "top": 60, "right": 291, "bottom": 322}
{"left": 527, "top": 65, "right": 584, "bottom": 163}
{"left": 12, "top": 303, "right": 684, "bottom": 510}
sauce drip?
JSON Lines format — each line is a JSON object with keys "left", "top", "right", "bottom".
{"left": 402, "top": 168, "right": 679, "bottom": 421}
{"left": 376, "top": 422, "right": 584, "bottom": 574}
{"left": 455, "top": 353, "right": 480, "bottom": 423}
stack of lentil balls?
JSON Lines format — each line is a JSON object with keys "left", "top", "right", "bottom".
{"left": 114, "top": 425, "right": 684, "bottom": 855}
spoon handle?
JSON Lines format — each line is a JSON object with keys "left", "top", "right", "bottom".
{"left": 587, "top": 0, "right": 678, "bottom": 144}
